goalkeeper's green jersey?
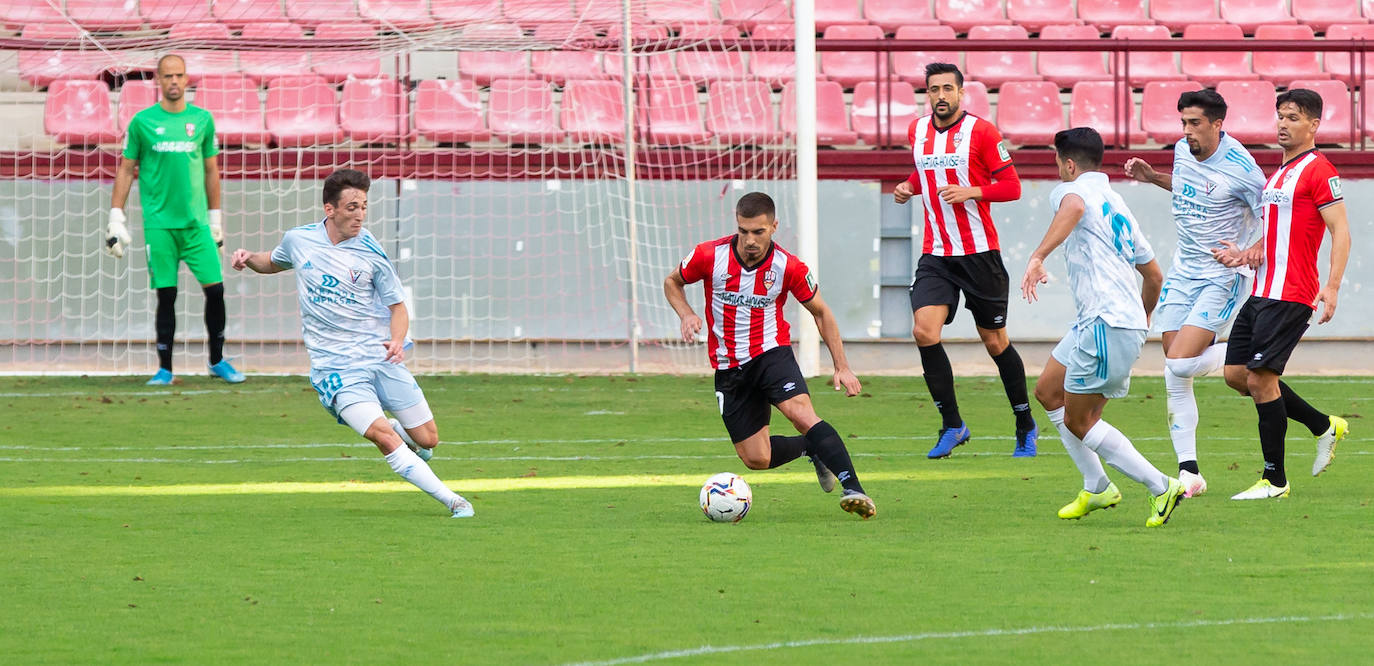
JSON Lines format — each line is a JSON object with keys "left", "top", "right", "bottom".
{"left": 122, "top": 103, "right": 219, "bottom": 230}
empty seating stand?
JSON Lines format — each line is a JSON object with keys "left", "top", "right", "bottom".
{"left": 265, "top": 75, "right": 343, "bottom": 147}
{"left": 935, "top": 0, "right": 1009, "bottom": 33}
{"left": 141, "top": 0, "right": 215, "bottom": 30}
{"left": 820, "top": 24, "right": 888, "bottom": 88}
{"left": 1076, "top": 0, "right": 1152, "bottom": 32}
{"left": 1141, "top": 80, "right": 1203, "bottom": 144}
{"left": 45, "top": 80, "right": 117, "bottom": 146}
{"left": 782, "top": 79, "right": 859, "bottom": 145}
{"left": 313, "top": 23, "right": 384, "bottom": 84}
{"left": 240, "top": 23, "right": 312, "bottom": 83}
{"left": 414, "top": 79, "right": 490, "bottom": 144}
{"left": 1180, "top": 23, "right": 1257, "bottom": 87}
{"left": 117, "top": 80, "right": 159, "bottom": 138}
{"left": 864, "top": 0, "right": 938, "bottom": 33}
{"left": 1291, "top": 79, "right": 1355, "bottom": 145}
{"left": 193, "top": 74, "right": 270, "bottom": 146}
{"left": 1151, "top": 0, "right": 1226, "bottom": 34}
{"left": 562, "top": 79, "right": 627, "bottom": 144}
{"left": 996, "top": 81, "right": 1065, "bottom": 145}
{"left": 214, "top": 0, "right": 290, "bottom": 28}
{"left": 893, "top": 25, "right": 961, "bottom": 86}
{"left": 1070, "top": 81, "right": 1140, "bottom": 146}
{"left": 19, "top": 23, "right": 110, "bottom": 88}
{"left": 1006, "top": 0, "right": 1080, "bottom": 33}
{"left": 1214, "top": 80, "right": 1279, "bottom": 144}
{"left": 965, "top": 25, "right": 1039, "bottom": 90}
{"left": 851, "top": 81, "right": 922, "bottom": 147}
{"left": 636, "top": 78, "right": 712, "bottom": 146}
{"left": 1252, "top": 24, "right": 1324, "bottom": 85}
{"left": 1038, "top": 24, "right": 1111, "bottom": 89}
{"left": 706, "top": 80, "right": 783, "bottom": 145}
{"left": 488, "top": 78, "right": 564, "bottom": 145}
{"left": 341, "top": 78, "right": 413, "bottom": 144}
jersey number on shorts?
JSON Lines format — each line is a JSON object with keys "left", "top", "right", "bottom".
{"left": 715, "top": 391, "right": 725, "bottom": 415}
{"left": 313, "top": 372, "right": 343, "bottom": 404}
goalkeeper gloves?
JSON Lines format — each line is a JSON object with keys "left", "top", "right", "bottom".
{"left": 208, "top": 209, "right": 223, "bottom": 247}
{"left": 105, "top": 208, "right": 132, "bottom": 258}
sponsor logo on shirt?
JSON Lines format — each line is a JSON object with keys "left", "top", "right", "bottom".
{"left": 918, "top": 154, "right": 967, "bottom": 170}
{"left": 1261, "top": 190, "right": 1291, "bottom": 205}
{"left": 715, "top": 290, "right": 774, "bottom": 308}
{"left": 321, "top": 274, "right": 340, "bottom": 288}
{"left": 783, "top": 382, "right": 796, "bottom": 392}
{"left": 151, "top": 141, "right": 197, "bottom": 153}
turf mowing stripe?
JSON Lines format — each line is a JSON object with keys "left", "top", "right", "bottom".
{"left": 564, "top": 612, "right": 1374, "bottom": 665}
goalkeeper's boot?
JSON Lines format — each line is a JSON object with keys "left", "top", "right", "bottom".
{"left": 146, "top": 368, "right": 174, "bottom": 386}
{"left": 1013, "top": 422, "right": 1039, "bottom": 457}
{"left": 927, "top": 422, "right": 971, "bottom": 459}
{"left": 1313, "top": 415, "right": 1348, "bottom": 477}
{"left": 209, "top": 359, "right": 246, "bottom": 383}
{"left": 1146, "top": 477, "right": 1186, "bottom": 527}
{"left": 1057, "top": 482, "right": 1122, "bottom": 520}
{"left": 1230, "top": 478, "right": 1290, "bottom": 501}
{"left": 839, "top": 489, "right": 876, "bottom": 519}
{"left": 450, "top": 495, "right": 475, "bottom": 519}
{"left": 809, "top": 455, "right": 837, "bottom": 493}
{"left": 389, "top": 418, "right": 431, "bottom": 462}
{"left": 1179, "top": 469, "right": 1208, "bottom": 498}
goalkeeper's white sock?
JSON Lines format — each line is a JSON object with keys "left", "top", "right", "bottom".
{"left": 1048, "top": 407, "right": 1110, "bottom": 494}
{"left": 1082, "top": 419, "right": 1169, "bottom": 496}
{"left": 384, "top": 446, "right": 458, "bottom": 509}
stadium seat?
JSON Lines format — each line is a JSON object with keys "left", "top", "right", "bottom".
{"left": 340, "top": 78, "right": 412, "bottom": 144}
{"left": 1322, "top": 24, "right": 1374, "bottom": 84}
{"left": 676, "top": 24, "right": 751, "bottom": 85}
{"left": 1076, "top": 0, "right": 1152, "bottom": 32}
{"left": 995, "top": 81, "right": 1064, "bottom": 145}
{"left": 561, "top": 79, "right": 626, "bottom": 144}
{"left": 1141, "top": 80, "right": 1202, "bottom": 143}
{"left": 45, "top": 80, "right": 117, "bottom": 146}
{"left": 459, "top": 23, "right": 533, "bottom": 85}
{"left": 1252, "top": 25, "right": 1325, "bottom": 85}
{"left": 265, "top": 75, "right": 344, "bottom": 147}
{"left": 503, "top": 0, "right": 576, "bottom": 24}
{"left": 1038, "top": 24, "right": 1110, "bottom": 88}
{"left": 141, "top": 0, "right": 215, "bottom": 29}
{"left": 820, "top": 24, "right": 889, "bottom": 89}
{"left": 814, "top": 0, "right": 869, "bottom": 31}
{"left": 65, "top": 0, "right": 142, "bottom": 32}
{"left": 531, "top": 23, "right": 604, "bottom": 85}
{"left": 213, "top": 0, "right": 290, "bottom": 28}
{"left": 430, "top": 0, "right": 501, "bottom": 25}
{"left": 192, "top": 74, "right": 270, "bottom": 145}
{"left": 719, "top": 0, "right": 790, "bottom": 29}
{"left": 1214, "top": 80, "right": 1278, "bottom": 144}
{"left": 116, "top": 80, "right": 159, "bottom": 138}
{"left": 1360, "top": 78, "right": 1374, "bottom": 141}
{"left": 962, "top": 80, "right": 992, "bottom": 120}
{"left": 286, "top": 0, "right": 358, "bottom": 28}
{"left": 706, "top": 80, "right": 782, "bottom": 145}
{"left": 1006, "top": 0, "right": 1080, "bottom": 34}
{"left": 1110, "top": 25, "right": 1185, "bottom": 87}
{"left": 935, "top": 0, "right": 1009, "bottom": 33}
{"left": 1, "top": 1, "right": 65, "bottom": 30}
{"left": 893, "top": 25, "right": 961, "bottom": 87}
{"left": 749, "top": 23, "right": 801, "bottom": 88}
{"left": 240, "top": 23, "right": 311, "bottom": 83}
{"left": 635, "top": 78, "right": 712, "bottom": 145}
{"left": 851, "top": 81, "right": 922, "bottom": 147}
{"left": 18, "top": 23, "right": 110, "bottom": 87}
{"left": 575, "top": 0, "right": 643, "bottom": 27}
{"left": 166, "top": 22, "right": 239, "bottom": 81}
{"left": 1149, "top": 0, "right": 1224, "bottom": 34}
{"left": 489, "top": 78, "right": 564, "bottom": 144}
{"left": 1291, "top": 0, "right": 1365, "bottom": 33}
{"left": 1070, "top": 81, "right": 1139, "bottom": 146}
{"left": 644, "top": 0, "right": 715, "bottom": 28}
{"left": 603, "top": 24, "right": 674, "bottom": 79}
{"left": 864, "top": 0, "right": 938, "bottom": 33}
{"left": 312, "top": 23, "right": 384, "bottom": 83}
{"left": 965, "top": 25, "right": 1039, "bottom": 90}
{"left": 1219, "top": 0, "right": 1295, "bottom": 35}
{"left": 1180, "top": 24, "right": 1256, "bottom": 87}
{"left": 413, "top": 79, "right": 489, "bottom": 144}
{"left": 781, "top": 79, "right": 859, "bottom": 145}
{"left": 357, "top": 0, "right": 431, "bottom": 29}
{"left": 1291, "top": 80, "right": 1355, "bottom": 146}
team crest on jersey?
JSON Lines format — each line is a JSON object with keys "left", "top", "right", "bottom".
{"left": 1283, "top": 169, "right": 1300, "bottom": 187}
{"left": 1205, "top": 181, "right": 1217, "bottom": 195}
{"left": 951, "top": 133, "right": 963, "bottom": 147}
{"left": 763, "top": 270, "right": 776, "bottom": 290}
{"left": 1328, "top": 176, "right": 1342, "bottom": 198}
{"left": 185, "top": 123, "right": 196, "bottom": 137}
{"left": 349, "top": 269, "right": 364, "bottom": 284}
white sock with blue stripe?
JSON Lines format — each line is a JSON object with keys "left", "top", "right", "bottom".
{"left": 1082, "top": 419, "right": 1169, "bottom": 496}
{"left": 384, "top": 446, "right": 459, "bottom": 510}
{"left": 1048, "top": 407, "right": 1110, "bottom": 493}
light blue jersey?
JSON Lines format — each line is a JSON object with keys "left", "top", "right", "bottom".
{"left": 1050, "top": 172, "right": 1156, "bottom": 331}
{"left": 270, "top": 221, "right": 407, "bottom": 371}
{"left": 1168, "top": 133, "right": 1266, "bottom": 280}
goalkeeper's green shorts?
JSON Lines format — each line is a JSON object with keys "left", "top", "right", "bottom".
{"left": 145, "top": 224, "right": 223, "bottom": 289}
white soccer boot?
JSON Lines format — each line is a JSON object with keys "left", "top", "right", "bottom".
{"left": 1230, "top": 478, "right": 1290, "bottom": 500}
{"left": 450, "top": 495, "right": 475, "bottom": 519}
{"left": 1179, "top": 469, "right": 1207, "bottom": 498}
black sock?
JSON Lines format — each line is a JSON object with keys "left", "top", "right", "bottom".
{"left": 992, "top": 344, "right": 1035, "bottom": 431}
{"left": 1256, "top": 398, "right": 1288, "bottom": 487}
{"left": 766, "top": 435, "right": 807, "bottom": 469}
{"left": 804, "top": 421, "right": 864, "bottom": 494}
{"left": 1179, "top": 460, "right": 1200, "bottom": 475}
{"left": 919, "top": 343, "right": 962, "bottom": 428}
{"left": 155, "top": 286, "right": 177, "bottom": 372}
{"left": 1279, "top": 381, "right": 1329, "bottom": 436}
{"left": 203, "top": 283, "right": 226, "bottom": 366}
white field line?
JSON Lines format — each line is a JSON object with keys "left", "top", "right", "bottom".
{"left": 564, "top": 613, "right": 1374, "bottom": 666}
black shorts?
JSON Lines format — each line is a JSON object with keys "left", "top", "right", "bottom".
{"left": 713, "top": 346, "right": 810, "bottom": 443}
{"left": 908, "top": 250, "right": 1010, "bottom": 329}
{"left": 1224, "top": 296, "right": 1313, "bottom": 375}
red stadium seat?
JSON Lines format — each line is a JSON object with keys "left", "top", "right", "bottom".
{"left": 995, "top": 81, "right": 1064, "bottom": 145}
{"left": 430, "top": 0, "right": 501, "bottom": 25}
{"left": 341, "top": 78, "right": 412, "bottom": 144}
{"left": 18, "top": 23, "right": 110, "bottom": 87}
{"left": 645, "top": 0, "right": 715, "bottom": 28}
{"left": 1109, "top": 25, "right": 1185, "bottom": 87}
{"left": 192, "top": 74, "right": 270, "bottom": 145}
{"left": 893, "top": 25, "right": 961, "bottom": 86}
{"left": 820, "top": 24, "right": 888, "bottom": 89}
{"left": 1006, "top": 0, "right": 1079, "bottom": 34}
{"left": 1253, "top": 25, "right": 1325, "bottom": 85}
{"left": 1076, "top": 0, "right": 1151, "bottom": 32}
{"left": 1219, "top": 0, "right": 1295, "bottom": 35}
{"left": 1291, "top": 0, "right": 1365, "bottom": 33}
{"left": 813, "top": 0, "right": 868, "bottom": 31}
{"left": 677, "top": 23, "right": 751, "bottom": 85}
{"left": 1180, "top": 23, "right": 1256, "bottom": 87}
{"left": 45, "top": 80, "right": 117, "bottom": 146}
{"left": 116, "top": 80, "right": 158, "bottom": 138}
{"left": 213, "top": 0, "right": 289, "bottom": 28}
{"left": 749, "top": 23, "right": 800, "bottom": 88}
{"left": 851, "top": 81, "right": 922, "bottom": 146}
{"left": 1359, "top": 78, "right": 1374, "bottom": 140}
{"left": 706, "top": 79, "right": 783, "bottom": 145}
{"left": 489, "top": 78, "right": 564, "bottom": 144}
{"left": 864, "top": 0, "right": 938, "bottom": 33}
{"left": 561, "top": 79, "right": 626, "bottom": 144}
{"left": 1291, "top": 80, "right": 1355, "bottom": 146}
{"left": 962, "top": 80, "right": 992, "bottom": 120}
{"left": 286, "top": 0, "right": 358, "bottom": 28}
{"left": 265, "top": 75, "right": 344, "bottom": 147}
{"left": 414, "top": 79, "right": 489, "bottom": 144}
{"left": 1149, "top": 0, "right": 1224, "bottom": 34}
{"left": 603, "top": 24, "right": 673, "bottom": 80}
{"left": 459, "top": 23, "right": 533, "bottom": 85}
{"left": 1322, "top": 24, "right": 1374, "bottom": 84}
{"left": 636, "top": 78, "right": 711, "bottom": 145}
{"left": 1070, "top": 81, "right": 1139, "bottom": 146}
{"left": 66, "top": 0, "right": 141, "bottom": 32}
{"left": 1038, "top": 24, "right": 1111, "bottom": 88}
{"left": 166, "top": 22, "right": 239, "bottom": 81}
{"left": 1141, "top": 80, "right": 1202, "bottom": 143}
{"left": 1214, "top": 80, "right": 1277, "bottom": 144}
{"left": 935, "top": 0, "right": 1009, "bottom": 33}
{"left": 575, "top": 0, "right": 643, "bottom": 27}
{"left": 502, "top": 0, "right": 575, "bottom": 24}
{"left": 141, "top": 0, "right": 214, "bottom": 30}
{"left": 531, "top": 23, "right": 603, "bottom": 85}
{"left": 781, "top": 79, "right": 859, "bottom": 145}
{"left": 240, "top": 23, "right": 311, "bottom": 83}
{"left": 357, "top": 0, "right": 431, "bottom": 29}
{"left": 720, "top": 0, "right": 790, "bottom": 29}
{"left": 1, "top": 1, "right": 65, "bottom": 30}
{"left": 965, "top": 25, "right": 1039, "bottom": 90}
{"left": 313, "top": 23, "right": 384, "bottom": 83}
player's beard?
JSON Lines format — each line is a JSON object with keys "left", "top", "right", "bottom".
{"left": 933, "top": 102, "right": 957, "bottom": 120}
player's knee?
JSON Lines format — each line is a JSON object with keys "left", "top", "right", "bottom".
{"left": 1224, "top": 367, "right": 1250, "bottom": 395}
{"left": 739, "top": 451, "right": 770, "bottom": 470}
{"left": 411, "top": 422, "right": 438, "bottom": 449}
{"left": 1033, "top": 382, "right": 1061, "bottom": 410}
{"left": 912, "top": 324, "right": 941, "bottom": 346}
{"left": 1165, "top": 356, "right": 1205, "bottom": 378}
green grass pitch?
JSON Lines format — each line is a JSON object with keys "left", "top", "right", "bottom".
{"left": 2, "top": 373, "right": 1371, "bottom": 664}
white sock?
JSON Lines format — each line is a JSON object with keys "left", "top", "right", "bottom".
{"left": 388, "top": 418, "right": 418, "bottom": 449}
{"left": 1048, "top": 407, "right": 1110, "bottom": 493}
{"left": 1081, "top": 419, "right": 1169, "bottom": 496}
{"left": 1164, "top": 368, "right": 1198, "bottom": 465}
{"left": 384, "top": 446, "right": 459, "bottom": 509}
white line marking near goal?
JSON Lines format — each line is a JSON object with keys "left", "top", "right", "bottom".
{"left": 563, "top": 613, "right": 1374, "bottom": 666}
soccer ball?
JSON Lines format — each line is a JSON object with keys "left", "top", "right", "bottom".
{"left": 699, "top": 472, "right": 752, "bottom": 523}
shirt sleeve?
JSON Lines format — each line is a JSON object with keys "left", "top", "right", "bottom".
{"left": 1130, "top": 211, "right": 1156, "bottom": 265}
{"left": 786, "top": 259, "right": 818, "bottom": 303}
{"left": 975, "top": 121, "right": 1014, "bottom": 175}
{"left": 202, "top": 111, "right": 220, "bottom": 159}
{"left": 373, "top": 257, "right": 406, "bottom": 306}
{"left": 1309, "top": 160, "right": 1342, "bottom": 208}
{"left": 1048, "top": 182, "right": 1075, "bottom": 213}
{"left": 122, "top": 115, "right": 143, "bottom": 161}
{"left": 269, "top": 231, "right": 294, "bottom": 269}
{"left": 678, "top": 243, "right": 712, "bottom": 283}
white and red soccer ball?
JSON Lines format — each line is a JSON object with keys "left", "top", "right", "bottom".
{"left": 699, "top": 472, "right": 752, "bottom": 523}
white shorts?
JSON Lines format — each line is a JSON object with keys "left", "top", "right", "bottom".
{"left": 310, "top": 362, "right": 427, "bottom": 425}
{"left": 1153, "top": 271, "right": 1247, "bottom": 334}
{"left": 1052, "top": 318, "right": 1146, "bottom": 400}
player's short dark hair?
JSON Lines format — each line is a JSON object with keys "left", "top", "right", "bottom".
{"left": 1053, "top": 127, "right": 1104, "bottom": 170}
{"left": 1276, "top": 88, "right": 1323, "bottom": 120}
{"left": 323, "top": 169, "right": 371, "bottom": 206}
{"left": 735, "top": 192, "right": 776, "bottom": 220}
{"left": 1177, "top": 89, "right": 1227, "bottom": 121}
{"left": 924, "top": 62, "right": 963, "bottom": 87}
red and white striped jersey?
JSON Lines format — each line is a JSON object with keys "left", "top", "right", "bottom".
{"left": 1254, "top": 149, "right": 1342, "bottom": 309}
{"left": 679, "top": 235, "right": 817, "bottom": 370}
{"left": 905, "top": 112, "right": 1014, "bottom": 256}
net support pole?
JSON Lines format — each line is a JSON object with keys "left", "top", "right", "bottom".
{"left": 622, "top": 0, "right": 640, "bottom": 373}
{"left": 794, "top": 0, "right": 821, "bottom": 377}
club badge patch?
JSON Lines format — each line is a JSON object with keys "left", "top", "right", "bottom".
{"left": 763, "top": 270, "right": 776, "bottom": 290}
{"left": 185, "top": 123, "right": 196, "bottom": 137}
{"left": 997, "top": 141, "right": 1010, "bottom": 162}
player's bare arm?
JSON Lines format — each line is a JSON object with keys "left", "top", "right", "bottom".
{"left": 1316, "top": 201, "right": 1351, "bottom": 324}
{"left": 1137, "top": 258, "right": 1164, "bottom": 323}
{"left": 1123, "top": 157, "right": 1172, "bottom": 191}
{"left": 663, "top": 270, "right": 702, "bottom": 342}
{"left": 229, "top": 249, "right": 286, "bottom": 274}
{"left": 935, "top": 183, "right": 980, "bottom": 204}
{"left": 801, "top": 293, "right": 861, "bottom": 396}
{"left": 1211, "top": 239, "right": 1263, "bottom": 268}
{"left": 384, "top": 302, "right": 408, "bottom": 362}
{"left": 1021, "top": 193, "right": 1085, "bottom": 303}
{"left": 893, "top": 179, "right": 916, "bottom": 204}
